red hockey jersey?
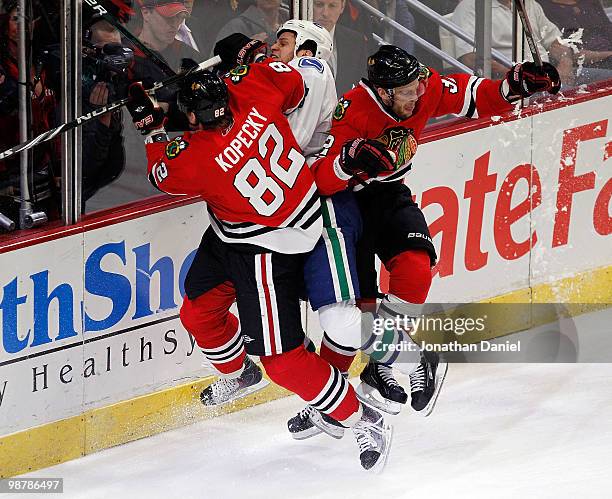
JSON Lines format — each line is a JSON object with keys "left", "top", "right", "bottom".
{"left": 311, "top": 69, "right": 515, "bottom": 195}
{"left": 144, "top": 61, "right": 322, "bottom": 254}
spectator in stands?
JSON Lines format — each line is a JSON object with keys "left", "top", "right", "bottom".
{"left": 314, "top": 0, "right": 372, "bottom": 94}
{"left": 452, "top": 0, "right": 575, "bottom": 85}
{"left": 339, "top": 0, "right": 380, "bottom": 37}
{"left": 538, "top": 0, "right": 612, "bottom": 83}
{"left": 189, "top": 0, "right": 243, "bottom": 56}
{"left": 392, "top": 1, "right": 416, "bottom": 54}
{"left": 215, "top": 0, "right": 286, "bottom": 46}
{"left": 0, "top": 3, "right": 19, "bottom": 190}
{"left": 81, "top": 18, "right": 128, "bottom": 212}
{"left": 31, "top": 0, "right": 61, "bottom": 58}
{"left": 134, "top": 0, "right": 199, "bottom": 66}
{"left": 395, "top": 0, "right": 460, "bottom": 71}
{"left": 130, "top": 0, "right": 200, "bottom": 130}
{"left": 0, "top": 0, "right": 59, "bottom": 222}
{"left": 176, "top": 0, "right": 199, "bottom": 51}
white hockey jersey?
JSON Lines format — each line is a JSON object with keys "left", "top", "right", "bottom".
{"left": 287, "top": 56, "right": 338, "bottom": 159}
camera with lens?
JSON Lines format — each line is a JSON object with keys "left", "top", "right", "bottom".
{"left": 82, "top": 41, "right": 134, "bottom": 103}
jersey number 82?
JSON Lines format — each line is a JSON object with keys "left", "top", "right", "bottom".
{"left": 233, "top": 123, "right": 305, "bottom": 216}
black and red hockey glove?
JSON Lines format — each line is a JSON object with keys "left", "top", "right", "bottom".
{"left": 505, "top": 61, "right": 561, "bottom": 98}
{"left": 214, "top": 33, "right": 268, "bottom": 73}
{"left": 126, "top": 82, "right": 166, "bottom": 135}
{"left": 339, "top": 138, "right": 397, "bottom": 180}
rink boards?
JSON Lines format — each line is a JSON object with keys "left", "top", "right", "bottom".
{"left": 0, "top": 86, "right": 611, "bottom": 477}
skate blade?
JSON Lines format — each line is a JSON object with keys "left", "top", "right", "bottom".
{"left": 290, "top": 425, "right": 324, "bottom": 441}
{"left": 420, "top": 361, "right": 448, "bottom": 417}
{"left": 367, "top": 423, "right": 394, "bottom": 474}
{"left": 355, "top": 383, "right": 403, "bottom": 416}
{"left": 201, "top": 378, "right": 270, "bottom": 408}
{"left": 309, "top": 412, "right": 345, "bottom": 439}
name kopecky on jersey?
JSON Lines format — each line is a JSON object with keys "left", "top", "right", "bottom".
{"left": 215, "top": 107, "right": 268, "bottom": 172}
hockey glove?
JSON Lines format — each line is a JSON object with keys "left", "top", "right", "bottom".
{"left": 505, "top": 61, "right": 561, "bottom": 98}
{"left": 214, "top": 33, "right": 268, "bottom": 73}
{"left": 339, "top": 138, "right": 397, "bottom": 180}
{"left": 126, "top": 82, "right": 166, "bottom": 135}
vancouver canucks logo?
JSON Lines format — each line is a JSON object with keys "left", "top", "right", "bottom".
{"left": 298, "top": 57, "right": 324, "bottom": 73}
{"left": 165, "top": 137, "right": 189, "bottom": 160}
{"left": 229, "top": 64, "right": 250, "bottom": 84}
{"left": 373, "top": 126, "right": 418, "bottom": 168}
{"left": 333, "top": 98, "right": 351, "bottom": 121}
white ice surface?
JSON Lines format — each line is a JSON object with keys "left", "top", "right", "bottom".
{"left": 19, "top": 362, "right": 612, "bottom": 499}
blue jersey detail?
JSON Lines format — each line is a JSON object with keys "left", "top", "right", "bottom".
{"left": 304, "top": 191, "right": 362, "bottom": 310}
{"left": 298, "top": 57, "right": 325, "bottom": 73}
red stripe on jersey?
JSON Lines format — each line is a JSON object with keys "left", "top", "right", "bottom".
{"left": 260, "top": 254, "right": 277, "bottom": 354}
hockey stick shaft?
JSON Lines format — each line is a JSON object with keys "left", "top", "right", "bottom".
{"left": 0, "top": 56, "right": 221, "bottom": 162}
{"left": 514, "top": 0, "right": 543, "bottom": 67}
{"left": 83, "top": 0, "right": 176, "bottom": 78}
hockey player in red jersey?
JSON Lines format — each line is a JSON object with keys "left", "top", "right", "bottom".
{"left": 311, "top": 45, "right": 561, "bottom": 414}
{"left": 126, "top": 59, "right": 392, "bottom": 471}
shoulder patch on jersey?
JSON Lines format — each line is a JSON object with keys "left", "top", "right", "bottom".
{"left": 333, "top": 98, "right": 351, "bottom": 121}
{"left": 165, "top": 137, "right": 189, "bottom": 160}
{"left": 373, "top": 126, "right": 418, "bottom": 168}
{"left": 298, "top": 57, "right": 324, "bottom": 73}
{"left": 229, "top": 64, "right": 250, "bottom": 84}
{"left": 418, "top": 64, "right": 432, "bottom": 81}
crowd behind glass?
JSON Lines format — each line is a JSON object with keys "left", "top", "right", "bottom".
{"left": 0, "top": 0, "right": 610, "bottom": 237}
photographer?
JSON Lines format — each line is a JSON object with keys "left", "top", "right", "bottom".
{"left": 81, "top": 18, "right": 132, "bottom": 211}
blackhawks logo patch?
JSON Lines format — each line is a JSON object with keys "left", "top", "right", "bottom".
{"left": 165, "top": 137, "right": 189, "bottom": 160}
{"left": 373, "top": 126, "right": 418, "bottom": 168}
{"left": 229, "top": 64, "right": 250, "bottom": 84}
{"left": 333, "top": 98, "right": 351, "bottom": 121}
{"left": 418, "top": 63, "right": 432, "bottom": 81}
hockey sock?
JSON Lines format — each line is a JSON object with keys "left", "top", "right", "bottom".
{"left": 359, "top": 312, "right": 413, "bottom": 366}
{"left": 320, "top": 332, "right": 357, "bottom": 373}
{"left": 180, "top": 281, "right": 245, "bottom": 376}
{"left": 367, "top": 294, "right": 421, "bottom": 374}
{"left": 261, "top": 345, "right": 361, "bottom": 425}
{"left": 385, "top": 249, "right": 432, "bottom": 304}
{"left": 366, "top": 249, "right": 431, "bottom": 372}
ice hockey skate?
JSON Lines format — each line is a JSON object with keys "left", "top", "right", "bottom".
{"left": 353, "top": 404, "right": 393, "bottom": 472}
{"left": 410, "top": 350, "right": 448, "bottom": 416}
{"left": 355, "top": 361, "right": 408, "bottom": 415}
{"left": 287, "top": 405, "right": 346, "bottom": 440}
{"left": 200, "top": 356, "right": 269, "bottom": 407}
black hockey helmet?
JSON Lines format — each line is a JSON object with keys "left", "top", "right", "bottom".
{"left": 177, "top": 67, "right": 230, "bottom": 127}
{"left": 367, "top": 45, "right": 420, "bottom": 89}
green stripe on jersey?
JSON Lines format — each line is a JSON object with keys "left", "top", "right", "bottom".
{"left": 321, "top": 199, "right": 351, "bottom": 301}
